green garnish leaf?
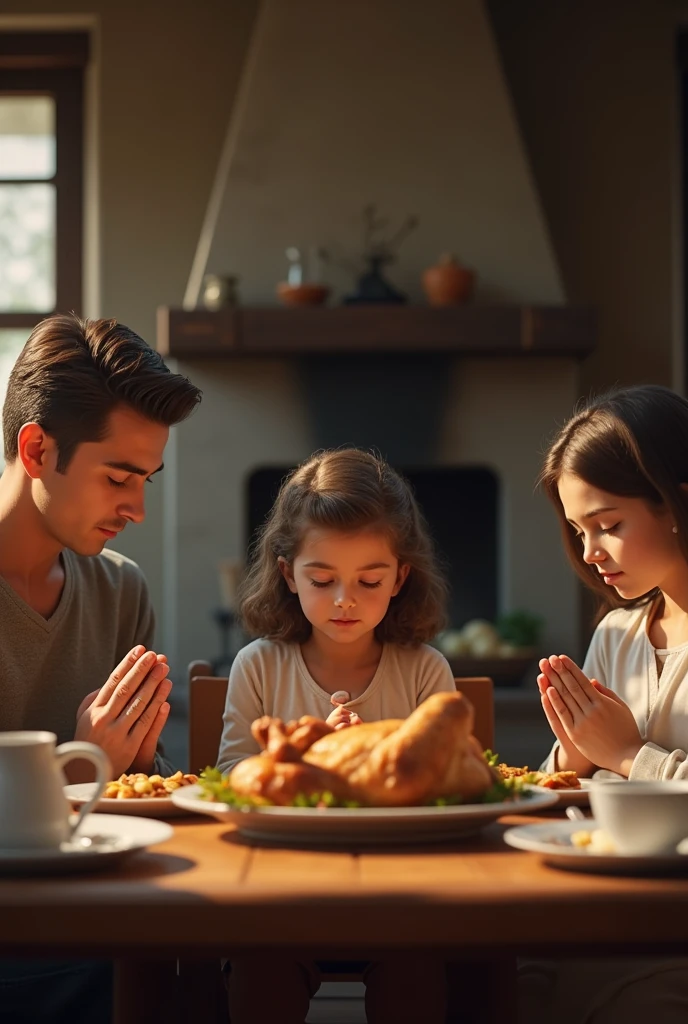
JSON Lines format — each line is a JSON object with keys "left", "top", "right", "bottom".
{"left": 480, "top": 776, "right": 535, "bottom": 802}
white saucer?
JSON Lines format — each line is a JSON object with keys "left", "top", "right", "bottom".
{"left": 172, "top": 783, "right": 558, "bottom": 846}
{"left": 504, "top": 819, "right": 688, "bottom": 875}
{"left": 0, "top": 814, "right": 172, "bottom": 875}
{"left": 64, "top": 782, "right": 192, "bottom": 818}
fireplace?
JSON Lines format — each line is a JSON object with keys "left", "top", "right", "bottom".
{"left": 164, "top": 352, "right": 580, "bottom": 689}
{"left": 246, "top": 464, "right": 499, "bottom": 628}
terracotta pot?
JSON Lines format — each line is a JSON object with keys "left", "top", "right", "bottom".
{"left": 276, "top": 283, "right": 330, "bottom": 307}
{"left": 422, "top": 254, "right": 475, "bottom": 306}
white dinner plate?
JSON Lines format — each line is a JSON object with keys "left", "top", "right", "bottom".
{"left": 171, "top": 784, "right": 558, "bottom": 846}
{"left": 504, "top": 819, "right": 688, "bottom": 875}
{"left": 0, "top": 814, "right": 172, "bottom": 875}
{"left": 64, "top": 782, "right": 195, "bottom": 818}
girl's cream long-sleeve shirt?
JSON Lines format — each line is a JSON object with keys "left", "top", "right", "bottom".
{"left": 543, "top": 601, "right": 688, "bottom": 779}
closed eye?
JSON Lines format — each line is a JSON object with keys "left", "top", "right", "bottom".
{"left": 309, "top": 579, "right": 383, "bottom": 589}
{"left": 573, "top": 523, "right": 621, "bottom": 542}
{"left": 108, "top": 476, "right": 155, "bottom": 488}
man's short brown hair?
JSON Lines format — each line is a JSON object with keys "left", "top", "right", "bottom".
{"left": 3, "top": 313, "right": 201, "bottom": 470}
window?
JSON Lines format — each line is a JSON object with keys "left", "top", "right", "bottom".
{"left": 0, "top": 32, "right": 88, "bottom": 467}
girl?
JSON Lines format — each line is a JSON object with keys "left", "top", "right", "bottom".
{"left": 217, "top": 447, "right": 455, "bottom": 774}
{"left": 528, "top": 385, "right": 688, "bottom": 1024}
{"left": 219, "top": 447, "right": 453, "bottom": 1024}
{"left": 537, "top": 384, "right": 688, "bottom": 781}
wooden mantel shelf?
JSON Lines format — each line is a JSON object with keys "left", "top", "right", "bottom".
{"left": 156, "top": 304, "right": 596, "bottom": 359}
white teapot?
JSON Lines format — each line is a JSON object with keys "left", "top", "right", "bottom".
{"left": 0, "top": 731, "right": 110, "bottom": 850}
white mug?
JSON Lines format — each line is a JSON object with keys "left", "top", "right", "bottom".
{"left": 0, "top": 731, "right": 111, "bottom": 850}
{"left": 589, "top": 780, "right": 688, "bottom": 855}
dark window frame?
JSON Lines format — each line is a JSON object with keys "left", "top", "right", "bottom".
{"left": 0, "top": 33, "right": 88, "bottom": 328}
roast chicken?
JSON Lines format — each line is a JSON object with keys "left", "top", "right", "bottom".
{"left": 228, "top": 691, "right": 497, "bottom": 807}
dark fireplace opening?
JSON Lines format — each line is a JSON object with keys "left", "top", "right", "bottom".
{"left": 246, "top": 465, "right": 499, "bottom": 628}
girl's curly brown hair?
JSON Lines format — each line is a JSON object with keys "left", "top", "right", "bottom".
{"left": 239, "top": 448, "right": 448, "bottom": 645}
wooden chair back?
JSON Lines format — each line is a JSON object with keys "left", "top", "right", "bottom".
{"left": 187, "top": 661, "right": 494, "bottom": 772}
{"left": 187, "top": 661, "right": 224, "bottom": 773}
{"left": 453, "top": 676, "right": 494, "bottom": 751}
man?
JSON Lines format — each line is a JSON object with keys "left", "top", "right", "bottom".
{"left": 0, "top": 313, "right": 201, "bottom": 1023}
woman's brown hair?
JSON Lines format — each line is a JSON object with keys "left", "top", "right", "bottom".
{"left": 3, "top": 313, "right": 201, "bottom": 470}
{"left": 240, "top": 448, "right": 449, "bottom": 645}
{"left": 539, "top": 384, "right": 688, "bottom": 612}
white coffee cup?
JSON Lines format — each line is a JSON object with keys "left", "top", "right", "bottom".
{"left": 589, "top": 780, "right": 688, "bottom": 855}
{"left": 0, "top": 731, "right": 111, "bottom": 851}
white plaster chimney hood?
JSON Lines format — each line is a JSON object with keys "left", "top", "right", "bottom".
{"left": 183, "top": 0, "right": 567, "bottom": 312}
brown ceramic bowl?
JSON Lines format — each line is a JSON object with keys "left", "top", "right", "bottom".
{"left": 276, "top": 283, "right": 330, "bottom": 306}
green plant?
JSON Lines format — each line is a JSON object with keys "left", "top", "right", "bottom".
{"left": 496, "top": 610, "right": 543, "bottom": 648}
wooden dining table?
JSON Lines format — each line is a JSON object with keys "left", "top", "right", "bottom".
{"left": 1, "top": 807, "right": 687, "bottom": 1024}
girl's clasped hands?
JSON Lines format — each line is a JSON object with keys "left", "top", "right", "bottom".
{"left": 537, "top": 654, "right": 643, "bottom": 777}
{"left": 326, "top": 690, "right": 363, "bottom": 730}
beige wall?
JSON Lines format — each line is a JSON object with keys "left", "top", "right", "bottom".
{"left": 489, "top": 0, "right": 681, "bottom": 395}
{"left": 1, "top": 1, "right": 258, "bottom": 630}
